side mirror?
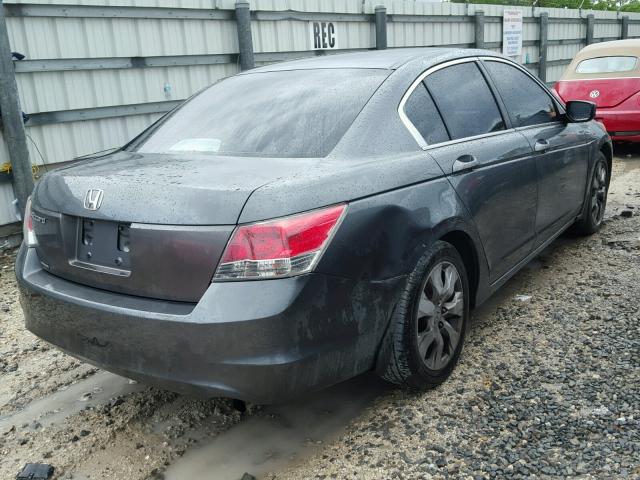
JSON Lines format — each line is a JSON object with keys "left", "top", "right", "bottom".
{"left": 565, "top": 100, "right": 596, "bottom": 123}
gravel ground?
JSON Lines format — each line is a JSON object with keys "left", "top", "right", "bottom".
{"left": 272, "top": 153, "right": 640, "bottom": 480}
{"left": 0, "top": 152, "right": 638, "bottom": 480}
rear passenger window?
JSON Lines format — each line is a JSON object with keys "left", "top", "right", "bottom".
{"left": 484, "top": 60, "right": 558, "bottom": 127}
{"left": 424, "top": 62, "right": 505, "bottom": 140}
{"left": 404, "top": 83, "right": 450, "bottom": 145}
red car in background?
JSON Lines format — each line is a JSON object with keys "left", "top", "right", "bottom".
{"left": 555, "top": 39, "right": 640, "bottom": 142}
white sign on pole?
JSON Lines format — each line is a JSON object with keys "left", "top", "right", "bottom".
{"left": 502, "top": 9, "right": 523, "bottom": 57}
{"left": 309, "top": 21, "right": 338, "bottom": 50}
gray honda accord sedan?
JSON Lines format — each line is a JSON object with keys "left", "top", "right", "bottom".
{"left": 16, "top": 48, "right": 611, "bottom": 403}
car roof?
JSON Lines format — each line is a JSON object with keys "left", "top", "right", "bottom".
{"left": 560, "top": 39, "right": 640, "bottom": 80}
{"left": 245, "top": 47, "right": 501, "bottom": 73}
{"left": 578, "top": 38, "right": 640, "bottom": 56}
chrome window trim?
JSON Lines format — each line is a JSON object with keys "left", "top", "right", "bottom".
{"left": 398, "top": 57, "right": 479, "bottom": 151}
{"left": 397, "top": 55, "right": 567, "bottom": 151}
{"left": 398, "top": 57, "right": 511, "bottom": 151}
{"left": 411, "top": 126, "right": 508, "bottom": 152}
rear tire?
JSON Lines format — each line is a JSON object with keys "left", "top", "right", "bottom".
{"left": 572, "top": 152, "right": 609, "bottom": 236}
{"left": 376, "top": 241, "right": 469, "bottom": 389}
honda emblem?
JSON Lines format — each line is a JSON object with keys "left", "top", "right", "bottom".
{"left": 84, "top": 189, "right": 104, "bottom": 211}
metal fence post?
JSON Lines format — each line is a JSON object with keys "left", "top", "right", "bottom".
{"left": 586, "top": 14, "right": 595, "bottom": 45}
{"left": 235, "top": 0, "right": 254, "bottom": 71}
{"left": 475, "top": 11, "right": 485, "bottom": 49}
{"left": 621, "top": 15, "right": 629, "bottom": 39}
{"left": 0, "top": 0, "right": 33, "bottom": 219}
{"left": 539, "top": 12, "right": 548, "bottom": 83}
{"left": 374, "top": 5, "right": 387, "bottom": 50}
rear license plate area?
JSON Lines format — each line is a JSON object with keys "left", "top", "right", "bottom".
{"left": 73, "top": 218, "right": 131, "bottom": 276}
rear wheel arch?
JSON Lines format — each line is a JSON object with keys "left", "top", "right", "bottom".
{"left": 404, "top": 221, "right": 486, "bottom": 310}
{"left": 439, "top": 230, "right": 480, "bottom": 310}
{"left": 373, "top": 223, "right": 485, "bottom": 379}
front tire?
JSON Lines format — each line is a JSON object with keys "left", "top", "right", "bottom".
{"left": 376, "top": 241, "right": 469, "bottom": 389}
{"left": 572, "top": 152, "right": 609, "bottom": 236}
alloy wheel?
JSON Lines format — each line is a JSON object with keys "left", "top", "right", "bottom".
{"left": 416, "top": 261, "right": 464, "bottom": 371}
{"left": 590, "top": 161, "right": 608, "bottom": 226}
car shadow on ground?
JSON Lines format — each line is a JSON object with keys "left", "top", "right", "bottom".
{"left": 161, "top": 238, "right": 570, "bottom": 480}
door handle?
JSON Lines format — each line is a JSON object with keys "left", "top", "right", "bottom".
{"left": 452, "top": 154, "right": 478, "bottom": 174}
{"left": 534, "top": 139, "right": 550, "bottom": 152}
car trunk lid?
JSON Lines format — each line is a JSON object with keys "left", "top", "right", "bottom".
{"left": 31, "top": 151, "right": 316, "bottom": 302}
{"left": 34, "top": 151, "right": 312, "bottom": 225}
{"left": 555, "top": 78, "right": 640, "bottom": 108}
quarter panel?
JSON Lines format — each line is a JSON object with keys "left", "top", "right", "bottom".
{"left": 238, "top": 152, "right": 445, "bottom": 224}
{"left": 315, "top": 177, "right": 487, "bottom": 286}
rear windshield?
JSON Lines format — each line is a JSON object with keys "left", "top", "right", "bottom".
{"left": 130, "top": 69, "right": 388, "bottom": 158}
{"left": 576, "top": 56, "right": 637, "bottom": 74}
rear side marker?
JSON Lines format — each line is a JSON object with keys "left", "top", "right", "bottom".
{"left": 22, "top": 197, "right": 37, "bottom": 248}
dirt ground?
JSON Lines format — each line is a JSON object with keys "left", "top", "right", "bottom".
{"left": 0, "top": 149, "right": 639, "bottom": 480}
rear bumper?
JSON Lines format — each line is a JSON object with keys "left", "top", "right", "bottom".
{"left": 595, "top": 109, "right": 640, "bottom": 142}
{"left": 16, "top": 246, "right": 398, "bottom": 403}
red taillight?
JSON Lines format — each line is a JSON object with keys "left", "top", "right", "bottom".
{"left": 214, "top": 204, "right": 346, "bottom": 280}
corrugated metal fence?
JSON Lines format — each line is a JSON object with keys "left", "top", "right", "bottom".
{"left": 1, "top": 0, "right": 639, "bottom": 226}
